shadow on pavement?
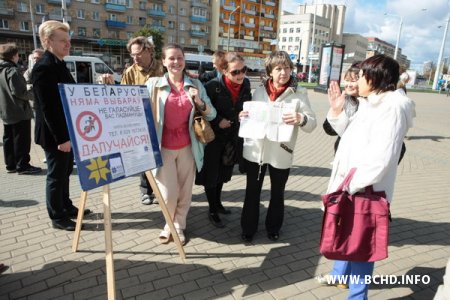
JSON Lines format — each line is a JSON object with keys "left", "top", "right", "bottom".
{"left": 0, "top": 199, "right": 39, "bottom": 207}
{"left": 406, "top": 135, "right": 450, "bottom": 142}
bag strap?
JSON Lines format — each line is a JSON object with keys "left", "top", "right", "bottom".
{"left": 336, "top": 168, "right": 357, "bottom": 192}
{"left": 151, "top": 83, "right": 160, "bottom": 133}
{"left": 338, "top": 168, "right": 377, "bottom": 195}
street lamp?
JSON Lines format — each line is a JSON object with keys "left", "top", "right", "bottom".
{"left": 29, "top": 0, "right": 37, "bottom": 49}
{"left": 384, "top": 9, "right": 426, "bottom": 60}
{"left": 227, "top": 6, "right": 240, "bottom": 52}
{"left": 384, "top": 13, "right": 403, "bottom": 60}
{"left": 432, "top": 15, "right": 450, "bottom": 90}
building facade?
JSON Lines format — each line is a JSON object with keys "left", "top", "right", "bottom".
{"left": 278, "top": 4, "right": 345, "bottom": 72}
{"left": 0, "top": 0, "right": 212, "bottom": 70}
{"left": 210, "top": 0, "right": 280, "bottom": 70}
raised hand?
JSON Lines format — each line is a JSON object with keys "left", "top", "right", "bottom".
{"left": 327, "top": 81, "right": 345, "bottom": 116}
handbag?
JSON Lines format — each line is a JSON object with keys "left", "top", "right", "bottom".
{"left": 319, "top": 168, "right": 390, "bottom": 262}
{"left": 222, "top": 139, "right": 237, "bottom": 166}
{"left": 193, "top": 106, "right": 215, "bottom": 144}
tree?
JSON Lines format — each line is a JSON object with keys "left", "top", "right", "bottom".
{"left": 133, "top": 27, "right": 164, "bottom": 60}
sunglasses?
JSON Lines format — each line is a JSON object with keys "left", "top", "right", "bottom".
{"left": 229, "top": 66, "right": 247, "bottom": 76}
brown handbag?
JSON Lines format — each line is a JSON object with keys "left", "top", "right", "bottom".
{"left": 193, "top": 105, "right": 215, "bottom": 144}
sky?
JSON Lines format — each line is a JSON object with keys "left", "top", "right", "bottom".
{"left": 281, "top": 0, "right": 450, "bottom": 72}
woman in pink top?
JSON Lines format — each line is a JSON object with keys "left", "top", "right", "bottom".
{"left": 146, "top": 44, "right": 216, "bottom": 245}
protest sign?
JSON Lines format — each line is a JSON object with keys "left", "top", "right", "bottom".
{"left": 58, "top": 84, "right": 162, "bottom": 191}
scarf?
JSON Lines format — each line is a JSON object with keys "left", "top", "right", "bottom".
{"left": 223, "top": 75, "right": 242, "bottom": 105}
{"left": 266, "top": 78, "right": 290, "bottom": 101}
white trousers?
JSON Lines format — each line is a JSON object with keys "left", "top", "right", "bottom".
{"left": 156, "top": 146, "right": 195, "bottom": 231}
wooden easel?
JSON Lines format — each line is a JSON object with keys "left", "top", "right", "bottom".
{"left": 71, "top": 171, "right": 186, "bottom": 300}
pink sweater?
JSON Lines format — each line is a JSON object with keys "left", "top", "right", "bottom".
{"left": 161, "top": 85, "right": 193, "bottom": 149}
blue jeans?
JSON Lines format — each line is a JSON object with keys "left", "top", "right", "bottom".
{"left": 45, "top": 149, "right": 74, "bottom": 220}
{"left": 331, "top": 260, "right": 375, "bottom": 300}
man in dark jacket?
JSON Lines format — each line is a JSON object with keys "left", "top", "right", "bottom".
{"left": 32, "top": 20, "right": 90, "bottom": 231}
{"left": 0, "top": 43, "right": 41, "bottom": 174}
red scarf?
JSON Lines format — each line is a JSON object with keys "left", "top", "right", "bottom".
{"left": 266, "top": 78, "right": 289, "bottom": 101}
{"left": 224, "top": 75, "right": 242, "bottom": 105}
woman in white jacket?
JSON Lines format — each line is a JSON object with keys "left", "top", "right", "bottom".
{"left": 323, "top": 54, "right": 414, "bottom": 299}
{"left": 239, "top": 51, "right": 316, "bottom": 242}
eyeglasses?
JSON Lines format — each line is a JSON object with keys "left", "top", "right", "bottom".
{"left": 130, "top": 47, "right": 150, "bottom": 58}
{"left": 229, "top": 66, "right": 247, "bottom": 76}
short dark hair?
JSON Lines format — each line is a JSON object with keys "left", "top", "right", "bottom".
{"left": 360, "top": 55, "right": 399, "bottom": 94}
{"left": 0, "top": 43, "right": 19, "bottom": 61}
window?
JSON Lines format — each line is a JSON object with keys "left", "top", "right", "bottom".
{"left": 180, "top": 23, "right": 186, "bottom": 31}
{"left": 108, "top": 31, "right": 118, "bottom": 39}
{"left": 92, "top": 11, "right": 99, "bottom": 20}
{"left": 282, "top": 37, "right": 286, "bottom": 42}
{"left": 106, "top": 0, "right": 126, "bottom": 4}
{"left": 179, "top": 37, "right": 185, "bottom": 44}
{"left": 192, "top": 7, "right": 206, "bottom": 17}
{"left": 139, "top": 17, "right": 145, "bottom": 26}
{"left": 168, "top": 5, "right": 174, "bottom": 14}
{"left": 289, "top": 28, "right": 294, "bottom": 33}
{"left": 91, "top": 0, "right": 100, "bottom": 3}
{"left": 139, "top": 1, "right": 145, "bottom": 10}
{"left": 35, "top": 4, "right": 45, "bottom": 14}
{"left": 126, "top": 0, "right": 133, "bottom": 8}
{"left": 109, "top": 14, "right": 117, "bottom": 21}
{"left": 77, "top": 9, "right": 85, "bottom": 19}
{"left": 288, "top": 37, "right": 293, "bottom": 42}
{"left": 295, "top": 37, "right": 300, "bottom": 42}
{"left": 93, "top": 28, "right": 101, "bottom": 38}
{"left": 191, "top": 39, "right": 199, "bottom": 45}
{"left": 17, "top": 2, "right": 28, "bottom": 12}
{"left": 168, "top": 21, "right": 175, "bottom": 29}
{"left": 127, "top": 16, "right": 133, "bottom": 24}
{"left": 126, "top": 32, "right": 133, "bottom": 39}
{"left": 179, "top": 8, "right": 186, "bottom": 16}
{"left": 20, "top": 21, "right": 29, "bottom": 31}
{"left": 296, "top": 28, "right": 301, "bottom": 33}
{"left": 282, "top": 28, "right": 287, "bottom": 33}
{"left": 152, "top": 3, "right": 162, "bottom": 10}
{"left": 168, "top": 35, "right": 175, "bottom": 43}
{"left": 78, "top": 27, "right": 86, "bottom": 36}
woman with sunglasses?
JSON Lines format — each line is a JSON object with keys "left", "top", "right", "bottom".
{"left": 239, "top": 51, "right": 316, "bottom": 242}
{"left": 195, "top": 52, "right": 252, "bottom": 228}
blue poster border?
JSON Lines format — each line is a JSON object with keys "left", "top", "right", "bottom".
{"left": 58, "top": 83, "right": 162, "bottom": 191}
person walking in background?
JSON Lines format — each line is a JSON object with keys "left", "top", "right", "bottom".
{"left": 322, "top": 62, "right": 360, "bottom": 153}
{"left": 0, "top": 43, "right": 41, "bottom": 175}
{"left": 32, "top": 20, "right": 90, "bottom": 231}
{"left": 239, "top": 51, "right": 317, "bottom": 243}
{"left": 320, "top": 54, "right": 414, "bottom": 299}
{"left": 198, "top": 50, "right": 226, "bottom": 84}
{"left": 195, "top": 52, "right": 252, "bottom": 228}
{"left": 121, "top": 36, "right": 164, "bottom": 205}
{"left": 146, "top": 43, "right": 216, "bottom": 245}
{"left": 23, "top": 49, "right": 44, "bottom": 84}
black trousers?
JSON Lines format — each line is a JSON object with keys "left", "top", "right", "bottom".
{"left": 241, "top": 160, "right": 290, "bottom": 236}
{"left": 44, "top": 149, "right": 74, "bottom": 220}
{"left": 3, "top": 120, "right": 31, "bottom": 171}
{"left": 205, "top": 182, "right": 224, "bottom": 213}
{"left": 139, "top": 172, "right": 154, "bottom": 195}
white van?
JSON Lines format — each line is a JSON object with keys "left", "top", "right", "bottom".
{"left": 64, "top": 56, "right": 122, "bottom": 84}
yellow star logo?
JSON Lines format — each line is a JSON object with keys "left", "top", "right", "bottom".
{"left": 86, "top": 156, "right": 110, "bottom": 184}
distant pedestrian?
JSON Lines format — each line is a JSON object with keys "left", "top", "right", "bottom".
{"left": 0, "top": 43, "right": 41, "bottom": 175}
{"left": 198, "top": 50, "right": 226, "bottom": 84}
{"left": 446, "top": 81, "right": 450, "bottom": 97}
{"left": 32, "top": 20, "right": 91, "bottom": 231}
